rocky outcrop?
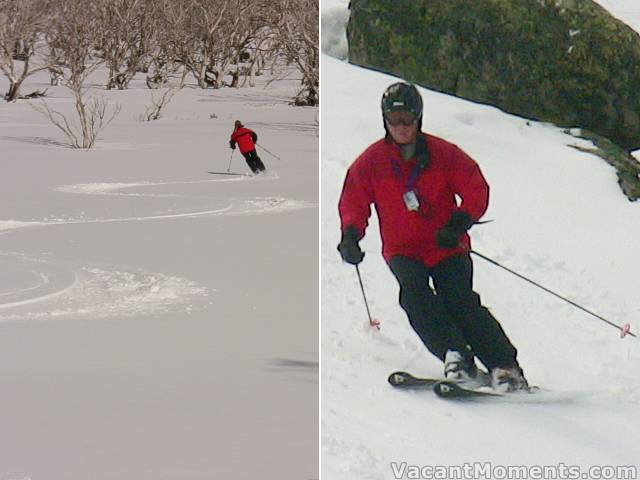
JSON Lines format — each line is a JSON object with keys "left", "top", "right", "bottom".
{"left": 348, "top": 0, "right": 640, "bottom": 151}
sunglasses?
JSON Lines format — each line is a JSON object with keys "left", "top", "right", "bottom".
{"left": 385, "top": 111, "right": 418, "bottom": 126}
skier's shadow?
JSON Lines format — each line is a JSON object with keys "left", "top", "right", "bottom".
{"left": 267, "top": 358, "right": 318, "bottom": 383}
{"left": 270, "top": 358, "right": 318, "bottom": 371}
{"left": 0, "top": 135, "right": 68, "bottom": 148}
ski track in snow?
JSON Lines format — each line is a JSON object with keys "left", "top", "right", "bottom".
{"left": 0, "top": 176, "right": 313, "bottom": 321}
{"left": 53, "top": 174, "right": 278, "bottom": 197}
{"left": 0, "top": 254, "right": 208, "bottom": 323}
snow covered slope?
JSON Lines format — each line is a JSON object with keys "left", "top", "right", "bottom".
{"left": 321, "top": 3, "right": 640, "bottom": 478}
{"left": 0, "top": 67, "right": 317, "bottom": 479}
{"left": 593, "top": 0, "right": 640, "bottom": 33}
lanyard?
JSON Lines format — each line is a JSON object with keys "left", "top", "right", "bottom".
{"left": 391, "top": 158, "right": 423, "bottom": 191}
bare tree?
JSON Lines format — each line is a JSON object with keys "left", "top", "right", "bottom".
{"left": 139, "top": 68, "right": 187, "bottom": 121}
{"left": 3, "top": 0, "right": 319, "bottom": 110}
{"left": 160, "top": 0, "right": 268, "bottom": 90}
{"left": 96, "top": 0, "right": 156, "bottom": 89}
{"left": 36, "top": 0, "right": 121, "bottom": 148}
{"left": 239, "top": 34, "right": 270, "bottom": 88}
{"left": 270, "top": 0, "right": 319, "bottom": 105}
{"left": 144, "top": 1, "right": 184, "bottom": 89}
{"left": 145, "top": 0, "right": 317, "bottom": 101}
{"left": 209, "top": 0, "right": 256, "bottom": 89}
{"left": 0, "top": 0, "right": 54, "bottom": 101}
{"left": 145, "top": 53, "right": 182, "bottom": 89}
{"left": 32, "top": 96, "right": 121, "bottom": 148}
{"left": 159, "top": 0, "right": 230, "bottom": 89}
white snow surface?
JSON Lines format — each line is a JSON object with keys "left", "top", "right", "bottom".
{"left": 592, "top": 0, "right": 640, "bottom": 33}
{"left": 321, "top": 2, "right": 640, "bottom": 479}
{"left": 0, "top": 66, "right": 317, "bottom": 479}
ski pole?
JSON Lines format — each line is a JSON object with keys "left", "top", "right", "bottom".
{"left": 256, "top": 143, "right": 281, "bottom": 161}
{"left": 355, "top": 264, "right": 380, "bottom": 330}
{"left": 226, "top": 149, "right": 235, "bottom": 172}
{"left": 470, "top": 249, "right": 636, "bottom": 339}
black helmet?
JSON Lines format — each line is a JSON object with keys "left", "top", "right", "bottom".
{"left": 381, "top": 82, "right": 423, "bottom": 138}
{"left": 381, "top": 82, "right": 423, "bottom": 118}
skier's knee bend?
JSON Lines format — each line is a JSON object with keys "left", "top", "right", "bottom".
{"left": 398, "top": 284, "right": 435, "bottom": 313}
{"left": 447, "top": 290, "right": 483, "bottom": 314}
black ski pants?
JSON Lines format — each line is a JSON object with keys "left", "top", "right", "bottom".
{"left": 389, "top": 254, "right": 519, "bottom": 371}
{"left": 242, "top": 149, "right": 266, "bottom": 174}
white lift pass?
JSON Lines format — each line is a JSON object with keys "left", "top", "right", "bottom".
{"left": 403, "top": 190, "right": 420, "bottom": 211}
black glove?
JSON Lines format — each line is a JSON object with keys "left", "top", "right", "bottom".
{"left": 337, "top": 226, "right": 365, "bottom": 265}
{"left": 251, "top": 132, "right": 257, "bottom": 143}
{"left": 436, "top": 211, "right": 474, "bottom": 248}
{"left": 229, "top": 140, "right": 236, "bottom": 150}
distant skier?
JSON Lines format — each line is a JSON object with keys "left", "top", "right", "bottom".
{"left": 229, "top": 120, "right": 266, "bottom": 174}
{"left": 337, "top": 82, "right": 529, "bottom": 392}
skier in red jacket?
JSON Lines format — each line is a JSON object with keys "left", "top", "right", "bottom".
{"left": 229, "top": 120, "right": 266, "bottom": 174}
{"left": 337, "top": 82, "right": 528, "bottom": 392}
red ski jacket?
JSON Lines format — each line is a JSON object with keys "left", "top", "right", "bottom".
{"left": 338, "top": 133, "right": 490, "bottom": 267}
{"left": 230, "top": 127, "right": 257, "bottom": 154}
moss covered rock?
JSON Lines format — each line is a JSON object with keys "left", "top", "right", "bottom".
{"left": 348, "top": 0, "right": 640, "bottom": 151}
{"left": 567, "top": 129, "right": 640, "bottom": 201}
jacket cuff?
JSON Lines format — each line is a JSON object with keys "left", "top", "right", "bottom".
{"left": 342, "top": 225, "right": 363, "bottom": 243}
{"left": 448, "top": 211, "right": 474, "bottom": 231}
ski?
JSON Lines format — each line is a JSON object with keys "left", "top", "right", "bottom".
{"left": 208, "top": 171, "right": 251, "bottom": 176}
{"left": 389, "top": 371, "right": 539, "bottom": 399}
{"left": 433, "top": 380, "right": 540, "bottom": 400}
{"left": 388, "top": 371, "right": 491, "bottom": 390}
{"left": 433, "top": 380, "right": 503, "bottom": 399}
{"left": 388, "top": 371, "right": 442, "bottom": 390}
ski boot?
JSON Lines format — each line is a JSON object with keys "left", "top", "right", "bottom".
{"left": 491, "top": 366, "right": 529, "bottom": 393}
{"left": 444, "top": 350, "right": 482, "bottom": 384}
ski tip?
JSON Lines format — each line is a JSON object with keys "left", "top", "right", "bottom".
{"left": 388, "top": 371, "right": 412, "bottom": 386}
